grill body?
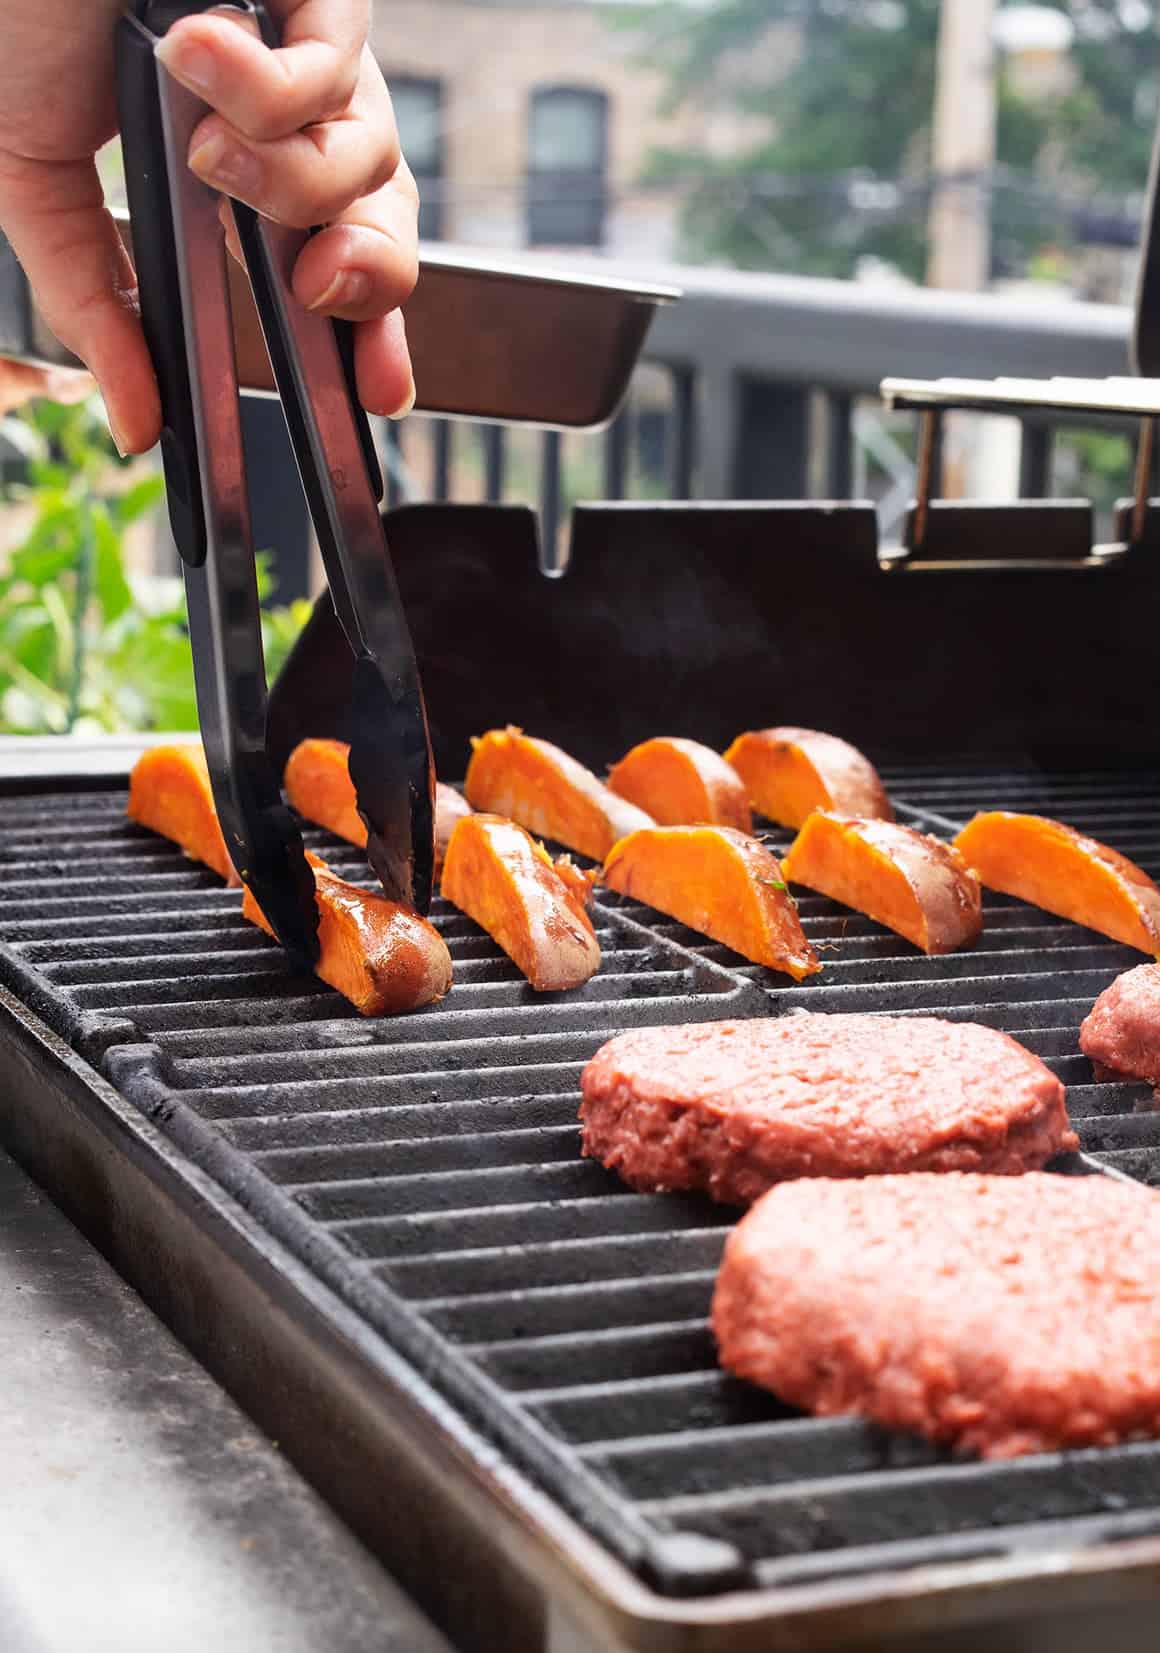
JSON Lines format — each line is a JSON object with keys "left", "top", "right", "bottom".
{"left": 3, "top": 764, "right": 1160, "bottom": 1651}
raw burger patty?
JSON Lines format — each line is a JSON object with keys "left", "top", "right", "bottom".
{"left": 713, "top": 1170, "right": 1160, "bottom": 1458}
{"left": 579, "top": 1015, "right": 1076, "bottom": 1204}
{"left": 1080, "top": 964, "right": 1160, "bottom": 1087}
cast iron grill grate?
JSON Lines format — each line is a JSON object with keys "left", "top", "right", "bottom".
{"left": 1, "top": 767, "right": 1160, "bottom": 1596}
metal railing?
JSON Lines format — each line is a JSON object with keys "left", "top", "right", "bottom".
{"left": 372, "top": 255, "right": 1137, "bottom": 577}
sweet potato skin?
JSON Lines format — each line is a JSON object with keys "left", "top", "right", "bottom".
{"left": 607, "top": 737, "right": 752, "bottom": 832}
{"left": 723, "top": 727, "right": 893, "bottom": 830}
{"left": 782, "top": 812, "right": 982, "bottom": 954}
{"left": 602, "top": 825, "right": 819, "bottom": 981}
{"left": 243, "top": 860, "right": 452, "bottom": 1015}
{"left": 284, "top": 737, "right": 470, "bottom": 871}
{"left": 955, "top": 812, "right": 1160, "bottom": 956}
{"left": 464, "top": 726, "right": 653, "bottom": 860}
{"left": 441, "top": 813, "right": 601, "bottom": 991}
{"left": 127, "top": 744, "right": 239, "bottom": 885}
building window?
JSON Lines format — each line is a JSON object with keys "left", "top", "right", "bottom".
{"left": 527, "top": 86, "right": 609, "bottom": 248}
{"left": 391, "top": 77, "right": 444, "bottom": 240}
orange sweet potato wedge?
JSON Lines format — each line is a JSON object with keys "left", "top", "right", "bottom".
{"left": 464, "top": 726, "right": 653, "bottom": 861}
{"left": 782, "top": 812, "right": 982, "bottom": 955}
{"left": 954, "top": 812, "right": 1160, "bottom": 956}
{"left": 243, "top": 855, "right": 452, "bottom": 1015}
{"left": 602, "top": 825, "right": 819, "bottom": 980}
{"left": 284, "top": 737, "right": 471, "bottom": 871}
{"left": 127, "top": 743, "right": 239, "bottom": 885}
{"left": 441, "top": 814, "right": 601, "bottom": 991}
{"left": 723, "top": 727, "right": 893, "bottom": 830}
{"left": 607, "top": 736, "right": 752, "bottom": 832}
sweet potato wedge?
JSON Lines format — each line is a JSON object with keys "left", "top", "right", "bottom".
{"left": 284, "top": 737, "right": 366, "bottom": 847}
{"left": 954, "top": 812, "right": 1160, "bottom": 955}
{"left": 782, "top": 812, "right": 982, "bottom": 954}
{"left": 607, "top": 736, "right": 752, "bottom": 832}
{"left": 723, "top": 727, "right": 893, "bottom": 830}
{"left": 243, "top": 856, "right": 452, "bottom": 1015}
{"left": 464, "top": 726, "right": 653, "bottom": 860}
{"left": 127, "top": 743, "right": 239, "bottom": 885}
{"left": 602, "top": 825, "right": 819, "bottom": 980}
{"left": 441, "top": 813, "right": 601, "bottom": 991}
{"left": 284, "top": 737, "right": 471, "bottom": 871}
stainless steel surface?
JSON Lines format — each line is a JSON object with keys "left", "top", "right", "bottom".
{"left": 0, "top": 216, "right": 677, "bottom": 430}
{"left": 155, "top": 54, "right": 319, "bottom": 962}
{"left": 0, "top": 1145, "right": 454, "bottom": 1653}
{"left": 0, "top": 733, "right": 176, "bottom": 778}
{"left": 882, "top": 373, "right": 1160, "bottom": 417}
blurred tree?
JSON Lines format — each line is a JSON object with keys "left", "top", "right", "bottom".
{"left": 1056, "top": 0, "right": 1160, "bottom": 190}
{"left": 637, "top": 0, "right": 1156, "bottom": 280}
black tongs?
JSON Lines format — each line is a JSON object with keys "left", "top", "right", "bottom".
{"left": 115, "top": 0, "right": 436, "bottom": 965}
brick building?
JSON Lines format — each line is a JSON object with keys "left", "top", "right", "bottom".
{"left": 372, "top": 0, "right": 783, "bottom": 260}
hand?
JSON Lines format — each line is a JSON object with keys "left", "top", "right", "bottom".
{"left": 0, "top": 1, "right": 417, "bottom": 456}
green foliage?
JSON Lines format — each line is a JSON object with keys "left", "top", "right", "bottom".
{"left": 636, "top": 0, "right": 1152, "bottom": 281}
{"left": 1054, "top": 0, "right": 1160, "bottom": 191}
{"left": 0, "top": 397, "right": 309, "bottom": 735}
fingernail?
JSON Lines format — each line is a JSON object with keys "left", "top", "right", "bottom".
{"left": 155, "top": 38, "right": 218, "bottom": 99}
{"left": 305, "top": 270, "right": 371, "bottom": 314}
{"left": 389, "top": 374, "right": 417, "bottom": 421}
{"left": 189, "top": 132, "right": 262, "bottom": 197}
{"left": 107, "top": 413, "right": 132, "bottom": 459}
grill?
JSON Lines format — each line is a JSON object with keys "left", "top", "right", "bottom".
{"left": 3, "top": 751, "right": 1160, "bottom": 1650}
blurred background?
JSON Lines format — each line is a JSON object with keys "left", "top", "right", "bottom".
{"left": 2, "top": 0, "right": 1157, "bottom": 736}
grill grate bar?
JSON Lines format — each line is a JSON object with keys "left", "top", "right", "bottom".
{"left": 1, "top": 771, "right": 1160, "bottom": 1600}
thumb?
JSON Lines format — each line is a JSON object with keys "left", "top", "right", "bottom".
{"left": 0, "top": 152, "right": 161, "bottom": 453}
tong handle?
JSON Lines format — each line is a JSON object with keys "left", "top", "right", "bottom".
{"left": 116, "top": 8, "right": 207, "bottom": 566}
{"left": 233, "top": 206, "right": 384, "bottom": 506}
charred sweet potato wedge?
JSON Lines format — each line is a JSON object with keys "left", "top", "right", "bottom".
{"left": 782, "top": 812, "right": 983, "bottom": 954}
{"left": 441, "top": 814, "right": 601, "bottom": 991}
{"left": 723, "top": 727, "right": 893, "bottom": 830}
{"left": 464, "top": 726, "right": 653, "bottom": 861}
{"left": 243, "top": 856, "right": 452, "bottom": 1016}
{"left": 607, "top": 736, "right": 752, "bottom": 832}
{"left": 602, "top": 825, "right": 819, "bottom": 980}
{"left": 284, "top": 737, "right": 471, "bottom": 871}
{"left": 127, "top": 743, "right": 239, "bottom": 885}
{"left": 954, "top": 812, "right": 1160, "bottom": 955}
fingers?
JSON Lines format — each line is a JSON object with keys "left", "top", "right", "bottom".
{"left": 155, "top": 1, "right": 368, "bottom": 141}
{"left": 290, "top": 163, "right": 419, "bottom": 317}
{"left": 294, "top": 168, "right": 418, "bottom": 419}
{"left": 153, "top": 2, "right": 418, "bottom": 420}
{"left": 0, "top": 154, "right": 160, "bottom": 453}
{"left": 185, "top": 49, "right": 400, "bottom": 230}
{"left": 353, "top": 308, "right": 414, "bottom": 421}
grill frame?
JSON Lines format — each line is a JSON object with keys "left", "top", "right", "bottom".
{"left": 3, "top": 768, "right": 1160, "bottom": 1650}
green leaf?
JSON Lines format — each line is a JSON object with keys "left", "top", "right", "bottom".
{"left": 110, "top": 474, "right": 165, "bottom": 527}
{"left": 9, "top": 535, "right": 79, "bottom": 589}
{"left": 92, "top": 507, "right": 134, "bottom": 623}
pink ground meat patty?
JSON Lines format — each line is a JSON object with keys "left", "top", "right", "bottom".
{"left": 712, "top": 1170, "right": 1160, "bottom": 1458}
{"left": 1080, "top": 964, "right": 1160, "bottom": 1087}
{"left": 579, "top": 1014, "right": 1076, "bottom": 1205}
